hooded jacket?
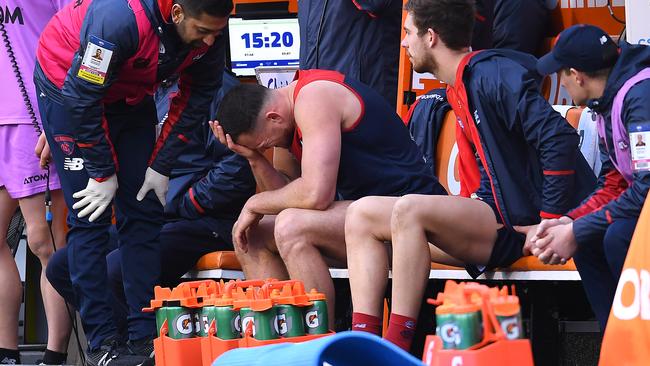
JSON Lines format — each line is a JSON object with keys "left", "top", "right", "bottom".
{"left": 449, "top": 49, "right": 595, "bottom": 228}
{"left": 568, "top": 43, "right": 650, "bottom": 245}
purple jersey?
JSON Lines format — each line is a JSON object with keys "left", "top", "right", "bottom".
{"left": 0, "top": 0, "right": 68, "bottom": 125}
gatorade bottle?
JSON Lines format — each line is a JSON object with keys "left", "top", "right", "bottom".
{"left": 493, "top": 296, "right": 523, "bottom": 340}
{"left": 275, "top": 304, "right": 305, "bottom": 338}
{"left": 305, "top": 289, "right": 329, "bottom": 335}
{"left": 435, "top": 303, "right": 458, "bottom": 349}
{"left": 213, "top": 297, "right": 241, "bottom": 340}
{"left": 155, "top": 303, "right": 167, "bottom": 337}
{"left": 253, "top": 307, "right": 279, "bottom": 340}
{"left": 453, "top": 303, "right": 482, "bottom": 349}
{"left": 239, "top": 307, "right": 255, "bottom": 338}
{"left": 165, "top": 302, "right": 196, "bottom": 339}
{"left": 270, "top": 288, "right": 306, "bottom": 338}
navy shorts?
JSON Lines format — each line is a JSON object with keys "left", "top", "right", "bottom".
{"left": 465, "top": 197, "right": 525, "bottom": 279}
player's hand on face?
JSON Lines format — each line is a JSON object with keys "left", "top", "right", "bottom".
{"left": 232, "top": 206, "right": 263, "bottom": 253}
{"left": 208, "top": 120, "right": 262, "bottom": 161}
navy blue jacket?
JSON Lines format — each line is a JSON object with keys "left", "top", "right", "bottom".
{"left": 463, "top": 50, "right": 595, "bottom": 227}
{"left": 36, "top": 0, "right": 227, "bottom": 179}
{"left": 298, "top": 0, "right": 401, "bottom": 104}
{"left": 569, "top": 43, "right": 650, "bottom": 245}
{"left": 157, "top": 72, "right": 255, "bottom": 221}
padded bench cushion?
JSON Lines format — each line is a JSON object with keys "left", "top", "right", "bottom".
{"left": 195, "top": 251, "right": 576, "bottom": 272}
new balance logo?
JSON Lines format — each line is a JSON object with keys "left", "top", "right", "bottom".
{"left": 64, "top": 157, "right": 84, "bottom": 171}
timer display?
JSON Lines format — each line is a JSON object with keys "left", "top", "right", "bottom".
{"left": 228, "top": 18, "right": 300, "bottom": 77}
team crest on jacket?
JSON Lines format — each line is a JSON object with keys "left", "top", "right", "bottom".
{"left": 54, "top": 135, "right": 75, "bottom": 156}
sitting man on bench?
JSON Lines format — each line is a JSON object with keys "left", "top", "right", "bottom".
{"left": 212, "top": 69, "right": 447, "bottom": 328}
{"left": 344, "top": 0, "right": 595, "bottom": 351}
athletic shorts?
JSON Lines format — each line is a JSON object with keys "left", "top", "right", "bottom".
{"left": 0, "top": 124, "right": 61, "bottom": 199}
{"left": 465, "top": 196, "right": 525, "bottom": 279}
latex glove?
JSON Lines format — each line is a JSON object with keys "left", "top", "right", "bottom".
{"left": 136, "top": 167, "right": 169, "bottom": 207}
{"left": 72, "top": 175, "right": 118, "bottom": 222}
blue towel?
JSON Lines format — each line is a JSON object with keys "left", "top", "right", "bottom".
{"left": 213, "top": 331, "right": 425, "bottom": 366}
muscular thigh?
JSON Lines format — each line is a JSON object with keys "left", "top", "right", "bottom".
{"left": 279, "top": 201, "right": 352, "bottom": 265}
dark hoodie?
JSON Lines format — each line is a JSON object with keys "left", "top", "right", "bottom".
{"left": 568, "top": 43, "right": 650, "bottom": 246}
{"left": 453, "top": 49, "right": 595, "bottom": 229}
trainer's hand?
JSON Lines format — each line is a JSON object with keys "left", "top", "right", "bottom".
{"left": 34, "top": 133, "right": 51, "bottom": 168}
{"left": 72, "top": 175, "right": 118, "bottom": 222}
{"left": 513, "top": 224, "right": 537, "bottom": 256}
{"left": 232, "top": 206, "right": 263, "bottom": 253}
{"left": 531, "top": 223, "right": 576, "bottom": 265}
{"left": 532, "top": 216, "right": 573, "bottom": 243}
{"left": 208, "top": 120, "right": 263, "bottom": 161}
{"left": 136, "top": 167, "right": 169, "bottom": 207}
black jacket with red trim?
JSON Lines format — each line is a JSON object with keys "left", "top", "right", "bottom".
{"left": 568, "top": 43, "right": 650, "bottom": 246}
{"left": 461, "top": 49, "right": 595, "bottom": 227}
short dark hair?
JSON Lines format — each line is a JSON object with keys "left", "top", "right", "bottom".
{"left": 216, "top": 84, "right": 270, "bottom": 141}
{"left": 404, "top": 0, "right": 475, "bottom": 50}
{"left": 562, "top": 67, "right": 612, "bottom": 80}
{"left": 174, "top": 0, "right": 233, "bottom": 18}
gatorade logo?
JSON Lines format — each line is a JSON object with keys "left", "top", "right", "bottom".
{"left": 201, "top": 315, "right": 209, "bottom": 334}
{"left": 500, "top": 318, "right": 520, "bottom": 339}
{"left": 234, "top": 314, "right": 241, "bottom": 332}
{"left": 277, "top": 314, "right": 288, "bottom": 335}
{"left": 305, "top": 310, "right": 319, "bottom": 328}
{"left": 242, "top": 316, "right": 255, "bottom": 336}
{"left": 439, "top": 323, "right": 460, "bottom": 344}
{"left": 175, "top": 314, "right": 193, "bottom": 335}
{"left": 194, "top": 312, "right": 201, "bottom": 334}
{"left": 612, "top": 268, "right": 650, "bottom": 320}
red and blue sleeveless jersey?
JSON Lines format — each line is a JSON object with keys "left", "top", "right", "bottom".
{"left": 289, "top": 70, "right": 445, "bottom": 200}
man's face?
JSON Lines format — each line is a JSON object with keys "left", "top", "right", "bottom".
{"left": 174, "top": 8, "right": 228, "bottom": 48}
{"left": 235, "top": 116, "right": 293, "bottom": 151}
{"left": 559, "top": 69, "right": 590, "bottom": 106}
{"left": 401, "top": 13, "right": 435, "bottom": 74}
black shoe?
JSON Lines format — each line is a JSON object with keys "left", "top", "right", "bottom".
{"left": 124, "top": 337, "right": 154, "bottom": 365}
{"left": 85, "top": 336, "right": 150, "bottom": 366}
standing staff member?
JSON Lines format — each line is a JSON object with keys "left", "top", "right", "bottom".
{"left": 34, "top": 0, "right": 232, "bottom": 364}
{"left": 0, "top": 1, "right": 71, "bottom": 364}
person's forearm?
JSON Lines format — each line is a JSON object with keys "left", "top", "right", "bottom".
{"left": 246, "top": 177, "right": 334, "bottom": 215}
{"left": 248, "top": 155, "right": 290, "bottom": 191}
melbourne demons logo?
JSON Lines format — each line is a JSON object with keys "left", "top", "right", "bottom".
{"left": 54, "top": 135, "right": 75, "bottom": 156}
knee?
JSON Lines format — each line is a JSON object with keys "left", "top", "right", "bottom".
{"left": 274, "top": 209, "right": 311, "bottom": 258}
{"left": 603, "top": 221, "right": 635, "bottom": 259}
{"left": 345, "top": 197, "right": 379, "bottom": 240}
{"left": 26, "top": 222, "right": 54, "bottom": 260}
{"left": 391, "top": 195, "right": 425, "bottom": 230}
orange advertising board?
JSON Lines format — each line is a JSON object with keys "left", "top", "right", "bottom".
{"left": 599, "top": 193, "right": 650, "bottom": 366}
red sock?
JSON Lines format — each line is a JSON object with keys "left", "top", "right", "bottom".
{"left": 385, "top": 313, "right": 417, "bottom": 351}
{"left": 351, "top": 312, "right": 382, "bottom": 336}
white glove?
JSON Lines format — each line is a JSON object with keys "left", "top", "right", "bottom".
{"left": 72, "top": 175, "right": 118, "bottom": 222}
{"left": 136, "top": 167, "right": 169, "bottom": 207}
